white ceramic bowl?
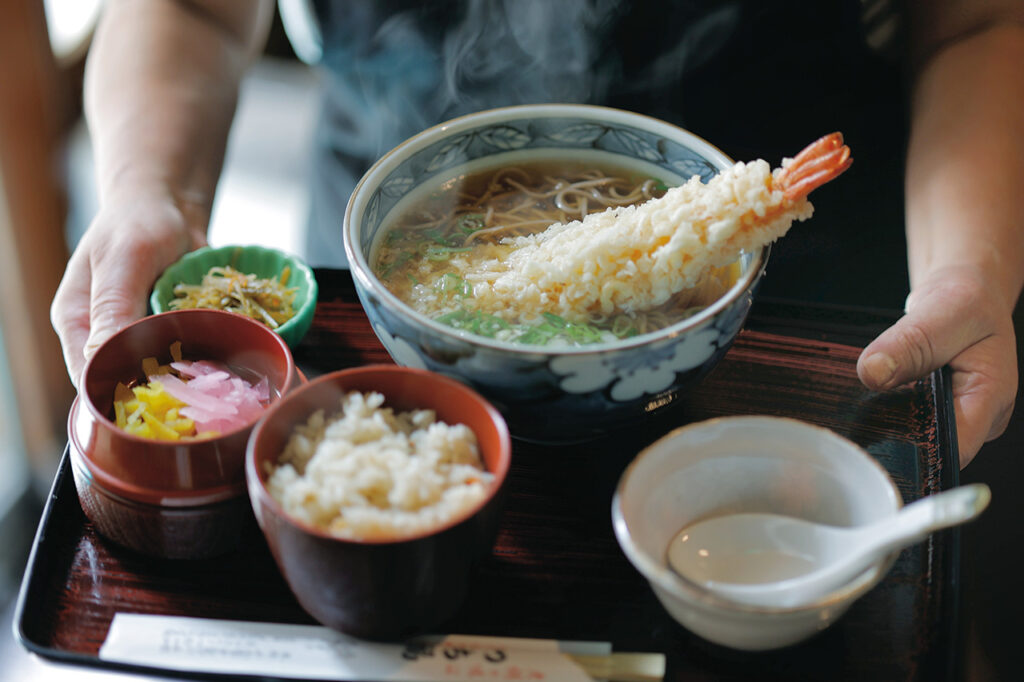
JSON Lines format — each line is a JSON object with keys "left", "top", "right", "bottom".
{"left": 344, "top": 104, "right": 767, "bottom": 443}
{"left": 611, "top": 416, "right": 902, "bottom": 651}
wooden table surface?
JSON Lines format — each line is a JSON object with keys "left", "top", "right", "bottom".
{"left": 16, "top": 268, "right": 960, "bottom": 681}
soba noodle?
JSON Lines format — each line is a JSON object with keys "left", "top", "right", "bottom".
{"left": 373, "top": 160, "right": 739, "bottom": 346}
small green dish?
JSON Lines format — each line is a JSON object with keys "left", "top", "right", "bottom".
{"left": 150, "top": 245, "right": 318, "bottom": 348}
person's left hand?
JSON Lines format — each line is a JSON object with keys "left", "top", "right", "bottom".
{"left": 50, "top": 184, "right": 207, "bottom": 389}
{"left": 857, "top": 264, "right": 1017, "bottom": 468}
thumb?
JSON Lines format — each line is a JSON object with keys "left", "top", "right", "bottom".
{"left": 857, "top": 286, "right": 984, "bottom": 390}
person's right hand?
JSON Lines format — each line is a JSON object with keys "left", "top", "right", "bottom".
{"left": 51, "top": 186, "right": 208, "bottom": 389}
{"left": 857, "top": 264, "right": 1018, "bottom": 468}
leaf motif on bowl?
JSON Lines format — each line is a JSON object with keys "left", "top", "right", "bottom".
{"left": 379, "top": 174, "right": 414, "bottom": 198}
{"left": 669, "top": 157, "right": 720, "bottom": 183}
{"left": 425, "top": 135, "right": 473, "bottom": 173}
{"left": 547, "top": 122, "right": 608, "bottom": 146}
{"left": 478, "top": 125, "right": 531, "bottom": 151}
{"left": 603, "top": 128, "right": 662, "bottom": 162}
{"left": 363, "top": 192, "right": 384, "bottom": 250}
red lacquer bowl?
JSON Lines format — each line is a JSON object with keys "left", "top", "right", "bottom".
{"left": 70, "top": 309, "right": 300, "bottom": 559}
{"left": 246, "top": 365, "right": 512, "bottom": 638}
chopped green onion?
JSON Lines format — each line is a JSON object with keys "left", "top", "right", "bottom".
{"left": 378, "top": 250, "right": 414, "bottom": 279}
{"left": 457, "top": 213, "right": 486, "bottom": 234}
{"left": 425, "top": 245, "right": 473, "bottom": 261}
{"left": 541, "top": 312, "right": 566, "bottom": 327}
{"left": 436, "top": 309, "right": 510, "bottom": 338}
{"left": 509, "top": 313, "right": 606, "bottom": 346}
{"left": 434, "top": 272, "right": 473, "bottom": 299}
{"left": 611, "top": 316, "right": 639, "bottom": 339}
{"left": 422, "top": 228, "right": 464, "bottom": 247}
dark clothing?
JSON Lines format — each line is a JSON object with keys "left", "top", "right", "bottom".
{"left": 303, "top": 0, "right": 910, "bottom": 310}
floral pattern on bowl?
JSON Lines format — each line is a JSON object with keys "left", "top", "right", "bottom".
{"left": 549, "top": 325, "right": 721, "bottom": 402}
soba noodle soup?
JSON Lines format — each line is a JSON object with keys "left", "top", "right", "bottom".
{"left": 373, "top": 159, "right": 739, "bottom": 346}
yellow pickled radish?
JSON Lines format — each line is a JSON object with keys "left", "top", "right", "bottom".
{"left": 111, "top": 343, "right": 270, "bottom": 442}
{"left": 113, "top": 379, "right": 195, "bottom": 441}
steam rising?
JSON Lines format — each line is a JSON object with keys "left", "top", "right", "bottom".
{"left": 306, "top": 0, "right": 742, "bottom": 267}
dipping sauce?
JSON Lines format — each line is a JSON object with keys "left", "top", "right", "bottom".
{"left": 667, "top": 525, "right": 820, "bottom": 586}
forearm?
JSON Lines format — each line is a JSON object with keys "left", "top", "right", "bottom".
{"left": 906, "top": 18, "right": 1024, "bottom": 311}
{"left": 85, "top": 0, "right": 273, "bottom": 216}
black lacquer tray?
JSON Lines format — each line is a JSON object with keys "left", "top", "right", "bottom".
{"left": 16, "top": 270, "right": 959, "bottom": 681}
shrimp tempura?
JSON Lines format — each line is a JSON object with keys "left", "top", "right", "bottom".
{"left": 462, "top": 133, "right": 852, "bottom": 320}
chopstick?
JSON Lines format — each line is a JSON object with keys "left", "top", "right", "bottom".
{"left": 567, "top": 652, "right": 666, "bottom": 682}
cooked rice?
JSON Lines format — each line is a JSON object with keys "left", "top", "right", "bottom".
{"left": 266, "top": 391, "right": 492, "bottom": 540}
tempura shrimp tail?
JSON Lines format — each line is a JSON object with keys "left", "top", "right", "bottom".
{"left": 776, "top": 132, "right": 853, "bottom": 201}
{"left": 469, "top": 133, "right": 853, "bottom": 320}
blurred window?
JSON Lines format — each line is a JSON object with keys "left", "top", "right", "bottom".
{"left": 43, "top": 0, "right": 103, "bottom": 66}
{"left": 0, "top": 0, "right": 99, "bottom": 606}
{"left": 0, "top": 184, "right": 29, "bottom": 527}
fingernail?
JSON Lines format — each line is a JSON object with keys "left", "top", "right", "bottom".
{"left": 83, "top": 336, "right": 101, "bottom": 355}
{"left": 863, "top": 352, "right": 898, "bottom": 388}
{"left": 83, "top": 332, "right": 110, "bottom": 358}
{"left": 84, "top": 326, "right": 117, "bottom": 355}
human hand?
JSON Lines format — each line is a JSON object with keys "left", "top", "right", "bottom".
{"left": 50, "top": 188, "right": 208, "bottom": 388}
{"left": 857, "top": 265, "right": 1018, "bottom": 468}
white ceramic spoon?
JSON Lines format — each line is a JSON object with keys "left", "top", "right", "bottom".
{"left": 667, "top": 483, "right": 991, "bottom": 609}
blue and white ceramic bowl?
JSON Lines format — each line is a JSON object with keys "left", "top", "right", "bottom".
{"left": 344, "top": 104, "right": 767, "bottom": 443}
